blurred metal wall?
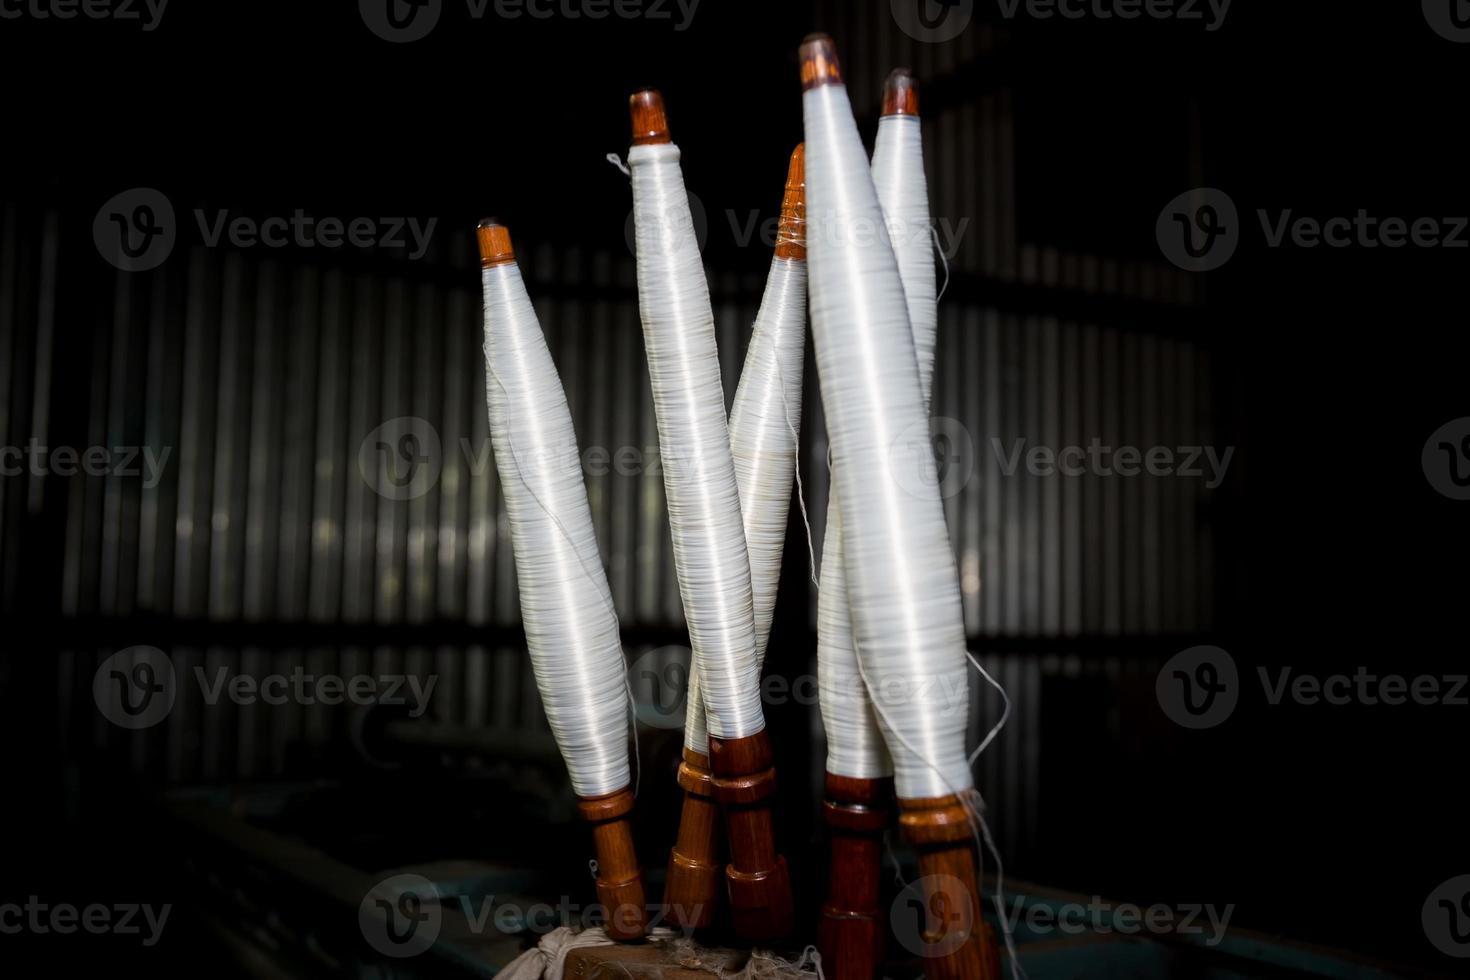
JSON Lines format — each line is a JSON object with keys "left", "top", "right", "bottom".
{"left": 2, "top": 8, "right": 1218, "bottom": 864}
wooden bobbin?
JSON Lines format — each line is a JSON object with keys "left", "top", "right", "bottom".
{"left": 898, "top": 795, "right": 1002, "bottom": 980}
{"left": 663, "top": 748, "right": 722, "bottom": 930}
{"left": 629, "top": 87, "right": 723, "bottom": 931}
{"left": 577, "top": 786, "right": 650, "bottom": 941}
{"left": 707, "top": 730, "right": 794, "bottom": 941}
{"left": 818, "top": 774, "right": 891, "bottom": 980}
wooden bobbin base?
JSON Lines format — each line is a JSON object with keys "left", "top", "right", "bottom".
{"left": 897, "top": 794, "right": 1002, "bottom": 980}
{"left": 663, "top": 748, "right": 722, "bottom": 930}
{"left": 818, "top": 774, "right": 892, "bottom": 980}
{"left": 707, "top": 729, "right": 794, "bottom": 942}
{"left": 577, "top": 786, "right": 649, "bottom": 941}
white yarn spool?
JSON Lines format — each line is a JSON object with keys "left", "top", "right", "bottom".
{"left": 683, "top": 252, "right": 807, "bottom": 753}
{"left": 730, "top": 255, "right": 807, "bottom": 660}
{"left": 804, "top": 72, "right": 971, "bottom": 800}
{"left": 873, "top": 108, "right": 938, "bottom": 406}
{"left": 819, "top": 93, "right": 938, "bottom": 782}
{"left": 481, "top": 246, "right": 630, "bottom": 798}
{"left": 628, "top": 133, "right": 764, "bottom": 747}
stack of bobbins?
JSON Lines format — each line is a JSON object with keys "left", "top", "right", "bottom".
{"left": 627, "top": 90, "right": 793, "bottom": 943}
{"left": 798, "top": 36, "right": 1002, "bottom": 980}
{"left": 478, "top": 221, "right": 647, "bottom": 942}
{"left": 820, "top": 65, "right": 961, "bottom": 980}
{"left": 817, "top": 68, "right": 919, "bottom": 980}
{"left": 663, "top": 140, "right": 807, "bottom": 937}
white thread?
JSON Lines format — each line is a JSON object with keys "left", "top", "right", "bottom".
{"left": 496, "top": 926, "right": 617, "bottom": 980}
{"left": 966, "top": 791, "right": 1028, "bottom": 980}
{"left": 966, "top": 649, "right": 1012, "bottom": 765}
{"left": 817, "top": 110, "right": 941, "bottom": 784}
{"left": 482, "top": 351, "right": 643, "bottom": 799}
{"left": 683, "top": 253, "right": 807, "bottom": 753}
{"left": 884, "top": 829, "right": 907, "bottom": 887}
{"left": 481, "top": 260, "right": 633, "bottom": 799}
{"left": 804, "top": 77, "right": 971, "bottom": 800}
{"left": 874, "top": 113, "right": 939, "bottom": 409}
{"left": 932, "top": 223, "right": 952, "bottom": 303}
{"left": 629, "top": 140, "right": 763, "bottom": 745}
{"left": 605, "top": 153, "right": 631, "bottom": 177}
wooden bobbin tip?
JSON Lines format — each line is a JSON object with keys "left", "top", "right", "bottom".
{"left": 476, "top": 219, "right": 514, "bottom": 268}
{"left": 577, "top": 786, "right": 649, "bottom": 941}
{"left": 882, "top": 68, "right": 919, "bottom": 117}
{"left": 800, "top": 33, "right": 842, "bottom": 90}
{"left": 629, "top": 89, "right": 671, "bottom": 145}
{"left": 775, "top": 143, "right": 806, "bottom": 260}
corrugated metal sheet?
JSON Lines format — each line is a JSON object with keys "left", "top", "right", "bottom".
{"left": 4, "top": 13, "right": 1220, "bottom": 867}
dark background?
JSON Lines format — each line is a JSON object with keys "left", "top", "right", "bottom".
{"left": 1, "top": 1, "right": 1466, "bottom": 976}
